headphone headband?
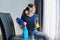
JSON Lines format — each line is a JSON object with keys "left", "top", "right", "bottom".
{"left": 27, "top": 6, "right": 32, "bottom": 11}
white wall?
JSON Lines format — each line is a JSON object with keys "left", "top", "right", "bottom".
{"left": 0, "top": 0, "right": 34, "bottom": 35}
{"left": 43, "top": 0, "right": 57, "bottom": 40}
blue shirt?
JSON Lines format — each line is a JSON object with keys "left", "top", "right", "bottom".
{"left": 21, "top": 13, "right": 39, "bottom": 34}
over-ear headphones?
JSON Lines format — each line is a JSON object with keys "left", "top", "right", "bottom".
{"left": 25, "top": 10, "right": 28, "bottom": 14}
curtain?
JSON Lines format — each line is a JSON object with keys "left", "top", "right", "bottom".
{"left": 34, "top": 0, "right": 43, "bottom": 31}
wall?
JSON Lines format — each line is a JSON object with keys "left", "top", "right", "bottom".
{"left": 0, "top": 0, "right": 34, "bottom": 35}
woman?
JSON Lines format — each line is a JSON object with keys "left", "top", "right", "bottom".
{"left": 21, "top": 4, "right": 49, "bottom": 40}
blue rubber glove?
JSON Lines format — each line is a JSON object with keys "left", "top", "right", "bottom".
{"left": 16, "top": 18, "right": 24, "bottom": 25}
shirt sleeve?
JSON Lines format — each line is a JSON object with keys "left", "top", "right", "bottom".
{"left": 36, "top": 14, "right": 39, "bottom": 23}
{"left": 35, "top": 14, "right": 40, "bottom": 29}
{"left": 21, "top": 14, "right": 25, "bottom": 28}
{"left": 21, "top": 14, "right": 24, "bottom": 20}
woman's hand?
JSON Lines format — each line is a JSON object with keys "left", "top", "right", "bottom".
{"left": 23, "top": 22, "right": 27, "bottom": 26}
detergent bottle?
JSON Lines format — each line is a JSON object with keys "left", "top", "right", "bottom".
{"left": 35, "top": 21, "right": 40, "bottom": 29}
{"left": 23, "top": 22, "right": 28, "bottom": 39}
{"left": 16, "top": 18, "right": 28, "bottom": 39}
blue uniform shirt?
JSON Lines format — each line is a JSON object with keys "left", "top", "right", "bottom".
{"left": 21, "top": 13, "right": 39, "bottom": 34}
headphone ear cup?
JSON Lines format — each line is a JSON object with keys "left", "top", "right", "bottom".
{"left": 25, "top": 10, "right": 28, "bottom": 14}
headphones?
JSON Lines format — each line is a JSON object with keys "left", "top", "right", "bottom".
{"left": 27, "top": 6, "right": 32, "bottom": 11}
{"left": 25, "top": 6, "right": 32, "bottom": 14}
{"left": 25, "top": 10, "right": 28, "bottom": 14}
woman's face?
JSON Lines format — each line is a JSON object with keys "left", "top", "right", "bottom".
{"left": 29, "top": 6, "right": 36, "bottom": 14}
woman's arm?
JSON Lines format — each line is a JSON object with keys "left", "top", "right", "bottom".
{"left": 35, "top": 14, "right": 40, "bottom": 29}
{"left": 21, "top": 14, "right": 25, "bottom": 29}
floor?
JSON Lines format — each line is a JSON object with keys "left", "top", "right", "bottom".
{"left": 0, "top": 28, "right": 44, "bottom": 40}
{"left": 0, "top": 35, "right": 2, "bottom": 40}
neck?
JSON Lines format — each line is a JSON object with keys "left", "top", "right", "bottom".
{"left": 27, "top": 12, "right": 34, "bottom": 17}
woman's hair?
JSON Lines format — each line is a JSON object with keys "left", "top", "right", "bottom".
{"left": 22, "top": 4, "right": 34, "bottom": 15}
